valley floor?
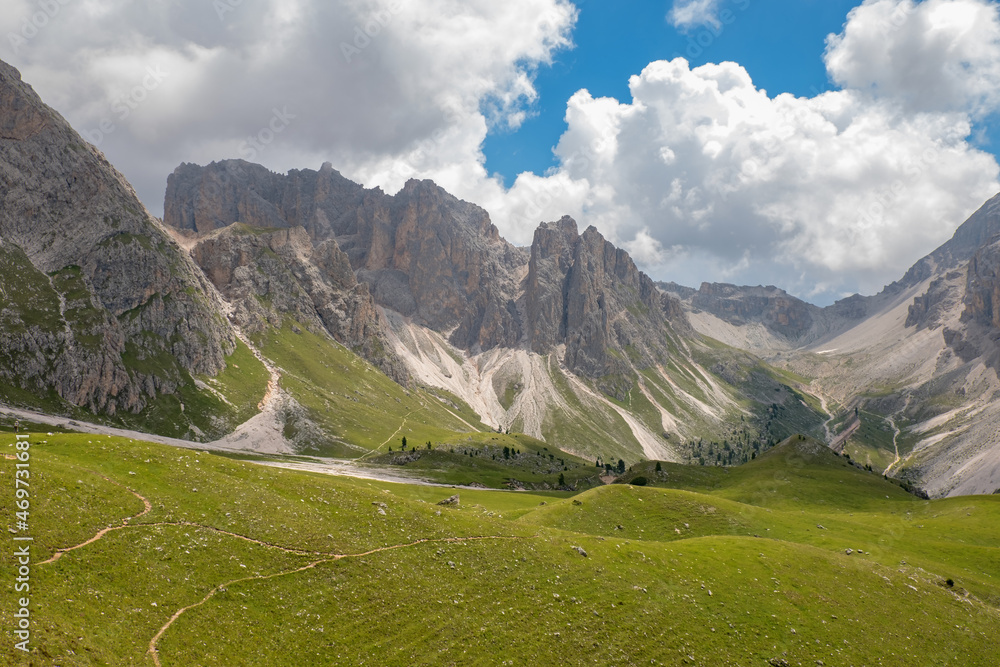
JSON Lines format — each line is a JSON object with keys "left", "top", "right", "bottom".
{"left": 2, "top": 433, "right": 998, "bottom": 666}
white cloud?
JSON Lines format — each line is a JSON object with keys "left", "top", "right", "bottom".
{"left": 825, "top": 0, "right": 1000, "bottom": 116}
{"left": 491, "top": 57, "right": 999, "bottom": 301}
{"left": 1, "top": 0, "right": 577, "bottom": 215}
{"left": 669, "top": 0, "right": 723, "bottom": 31}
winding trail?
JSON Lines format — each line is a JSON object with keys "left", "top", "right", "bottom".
{"left": 818, "top": 393, "right": 834, "bottom": 444}
{"left": 33, "top": 470, "right": 530, "bottom": 667}
{"left": 146, "top": 534, "right": 527, "bottom": 666}
{"left": 355, "top": 408, "right": 422, "bottom": 462}
{"left": 885, "top": 417, "right": 902, "bottom": 475}
{"left": 883, "top": 397, "right": 912, "bottom": 476}
{"left": 39, "top": 475, "right": 152, "bottom": 565}
{"left": 234, "top": 329, "right": 281, "bottom": 412}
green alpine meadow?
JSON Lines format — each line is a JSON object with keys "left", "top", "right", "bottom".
{"left": 1, "top": 432, "right": 997, "bottom": 665}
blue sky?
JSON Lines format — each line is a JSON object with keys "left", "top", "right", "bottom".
{"left": 485, "top": 0, "right": 997, "bottom": 186}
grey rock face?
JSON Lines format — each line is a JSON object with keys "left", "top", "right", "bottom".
{"left": 164, "top": 161, "right": 525, "bottom": 353}
{"left": 688, "top": 283, "right": 816, "bottom": 339}
{"left": 190, "top": 224, "right": 408, "bottom": 383}
{"left": 964, "top": 237, "right": 1000, "bottom": 332}
{"left": 524, "top": 218, "right": 691, "bottom": 398}
{"left": 0, "top": 59, "right": 233, "bottom": 415}
{"left": 167, "top": 161, "right": 696, "bottom": 400}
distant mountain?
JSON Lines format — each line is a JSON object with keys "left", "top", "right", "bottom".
{"left": 668, "top": 194, "right": 1000, "bottom": 497}
{"left": 165, "top": 161, "right": 692, "bottom": 400}
{"left": 166, "top": 160, "right": 526, "bottom": 354}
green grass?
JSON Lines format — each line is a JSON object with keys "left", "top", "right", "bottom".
{"left": 111, "top": 338, "right": 269, "bottom": 441}
{"left": 1, "top": 432, "right": 997, "bottom": 666}
{"left": 540, "top": 356, "right": 646, "bottom": 462}
{"left": 368, "top": 437, "right": 601, "bottom": 490}
{"left": 258, "top": 322, "right": 486, "bottom": 455}
{"left": 0, "top": 246, "right": 64, "bottom": 336}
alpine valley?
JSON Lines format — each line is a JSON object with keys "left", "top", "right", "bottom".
{"left": 1, "top": 58, "right": 999, "bottom": 666}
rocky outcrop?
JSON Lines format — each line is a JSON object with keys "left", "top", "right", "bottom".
{"left": 963, "top": 237, "right": 1000, "bottom": 332}
{"left": 525, "top": 217, "right": 579, "bottom": 352}
{"left": 524, "top": 217, "right": 691, "bottom": 397}
{"left": 906, "top": 271, "right": 966, "bottom": 330}
{"left": 190, "top": 224, "right": 407, "bottom": 382}
{"left": 165, "top": 161, "right": 526, "bottom": 353}
{"left": 0, "top": 59, "right": 233, "bottom": 416}
{"left": 688, "top": 283, "right": 816, "bottom": 339}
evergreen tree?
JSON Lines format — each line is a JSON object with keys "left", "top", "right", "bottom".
{"left": 401, "top": 436, "right": 407, "bottom": 449}
{"left": 617, "top": 459, "right": 625, "bottom": 474}
{"left": 655, "top": 461, "right": 662, "bottom": 472}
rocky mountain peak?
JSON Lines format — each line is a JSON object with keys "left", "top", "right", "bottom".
{"left": 525, "top": 216, "right": 690, "bottom": 398}
{"left": 164, "top": 160, "right": 527, "bottom": 354}
{"left": 0, "top": 59, "right": 234, "bottom": 419}
{"left": 0, "top": 60, "right": 52, "bottom": 141}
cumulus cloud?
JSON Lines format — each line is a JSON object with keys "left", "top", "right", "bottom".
{"left": 825, "top": 0, "right": 1000, "bottom": 117}
{"left": 668, "top": 0, "right": 723, "bottom": 31}
{"left": 1, "top": 0, "right": 577, "bottom": 215}
{"left": 493, "top": 58, "right": 999, "bottom": 300}
{"left": 485, "top": 0, "right": 1000, "bottom": 302}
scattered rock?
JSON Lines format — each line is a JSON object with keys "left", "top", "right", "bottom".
{"left": 817, "top": 524, "right": 826, "bottom": 530}
{"left": 377, "top": 507, "right": 386, "bottom": 516}
{"left": 572, "top": 499, "right": 583, "bottom": 506}
{"left": 437, "top": 494, "right": 460, "bottom": 506}
{"left": 769, "top": 659, "right": 790, "bottom": 667}
{"left": 846, "top": 549, "right": 853, "bottom": 555}
{"left": 572, "top": 546, "right": 588, "bottom": 557}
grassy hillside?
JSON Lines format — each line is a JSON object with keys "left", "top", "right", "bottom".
{"left": 258, "top": 322, "right": 495, "bottom": 457}
{"left": 2, "top": 432, "right": 997, "bottom": 666}
{"left": 0, "top": 242, "right": 268, "bottom": 442}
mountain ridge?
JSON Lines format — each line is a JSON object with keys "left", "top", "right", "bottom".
{"left": 3, "top": 57, "right": 998, "bottom": 496}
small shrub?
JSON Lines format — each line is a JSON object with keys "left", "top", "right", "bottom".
{"left": 631, "top": 476, "right": 648, "bottom": 486}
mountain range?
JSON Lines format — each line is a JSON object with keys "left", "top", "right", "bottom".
{"left": 2, "top": 58, "right": 998, "bottom": 497}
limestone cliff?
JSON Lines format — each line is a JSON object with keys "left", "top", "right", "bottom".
{"left": 524, "top": 217, "right": 691, "bottom": 398}
{"left": 164, "top": 161, "right": 525, "bottom": 353}
{"left": 689, "top": 283, "right": 816, "bottom": 339}
{"left": 0, "top": 59, "right": 234, "bottom": 417}
{"left": 190, "top": 224, "right": 407, "bottom": 382}
{"left": 963, "top": 237, "right": 1000, "bottom": 332}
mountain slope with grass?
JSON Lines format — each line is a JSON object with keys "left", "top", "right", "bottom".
{"left": 668, "top": 194, "right": 1000, "bottom": 498}
{"left": 0, "top": 59, "right": 269, "bottom": 440}
{"left": 2, "top": 431, "right": 996, "bottom": 666}
{"left": 166, "top": 160, "right": 828, "bottom": 466}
